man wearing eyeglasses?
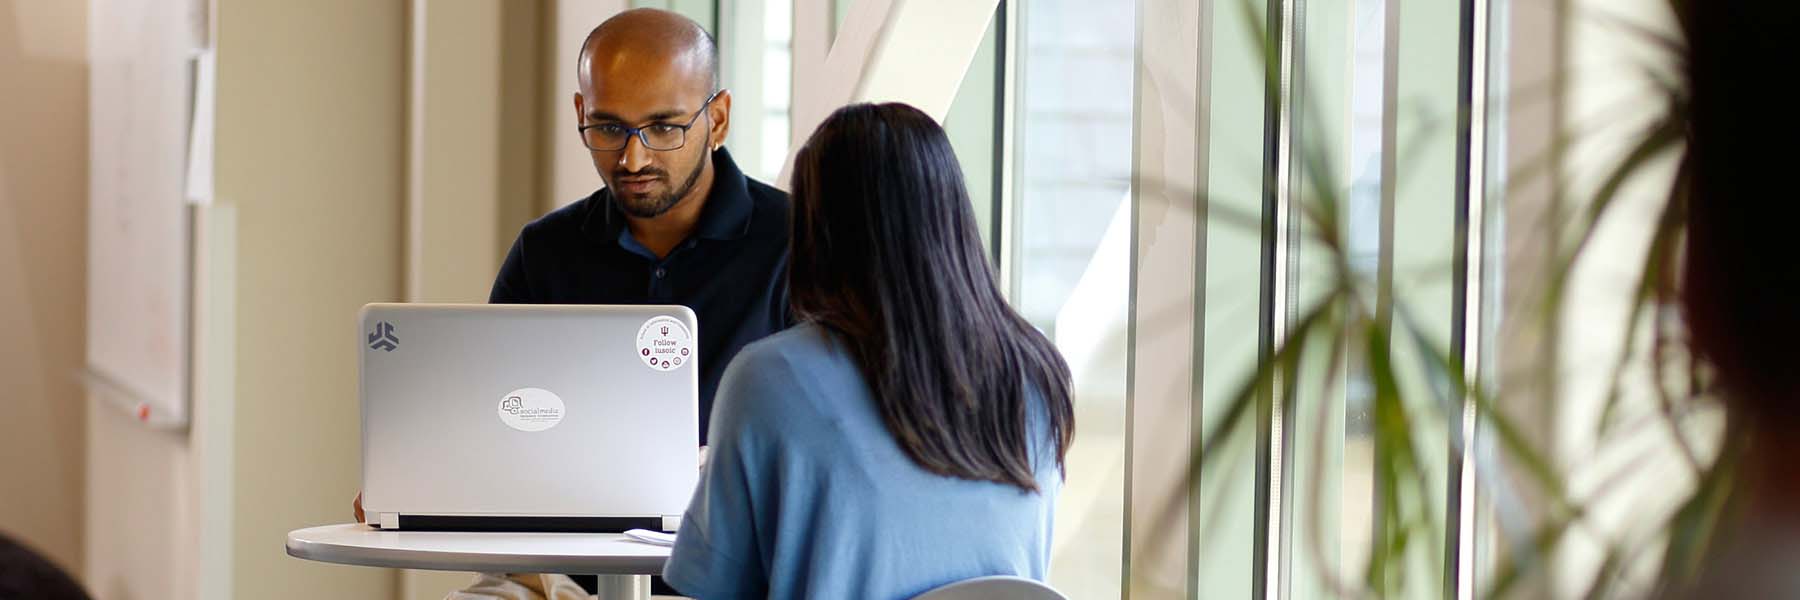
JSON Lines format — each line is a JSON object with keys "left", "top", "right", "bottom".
{"left": 495, "top": 7, "right": 790, "bottom": 599}
{"left": 491, "top": 6, "right": 791, "bottom": 448}
{"left": 355, "top": 8, "right": 788, "bottom": 597}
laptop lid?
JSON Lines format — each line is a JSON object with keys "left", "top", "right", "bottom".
{"left": 359, "top": 303, "right": 699, "bottom": 532}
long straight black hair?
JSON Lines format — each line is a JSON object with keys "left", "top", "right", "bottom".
{"left": 788, "top": 102, "right": 1074, "bottom": 492}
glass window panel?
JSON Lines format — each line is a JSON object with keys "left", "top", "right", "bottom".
{"left": 1194, "top": 0, "right": 1270, "bottom": 596}
{"left": 1284, "top": 0, "right": 1355, "bottom": 596}
{"left": 832, "top": 0, "right": 853, "bottom": 37}
{"left": 1386, "top": 0, "right": 1463, "bottom": 595}
{"left": 942, "top": 6, "right": 1000, "bottom": 255}
{"left": 718, "top": 0, "right": 792, "bottom": 183}
{"left": 1010, "top": 0, "right": 1135, "bottom": 597}
{"left": 1185, "top": 0, "right": 1487, "bottom": 596}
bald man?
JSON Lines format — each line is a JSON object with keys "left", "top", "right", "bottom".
{"left": 493, "top": 11, "right": 789, "bottom": 595}
{"left": 357, "top": 9, "right": 788, "bottom": 597}
{"left": 491, "top": 7, "right": 791, "bottom": 442}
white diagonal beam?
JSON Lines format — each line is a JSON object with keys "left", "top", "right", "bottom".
{"left": 780, "top": 0, "right": 998, "bottom": 187}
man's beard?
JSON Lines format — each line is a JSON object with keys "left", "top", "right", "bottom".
{"left": 613, "top": 151, "right": 708, "bottom": 219}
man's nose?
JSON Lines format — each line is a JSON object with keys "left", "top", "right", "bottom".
{"left": 618, "top": 133, "right": 653, "bottom": 172}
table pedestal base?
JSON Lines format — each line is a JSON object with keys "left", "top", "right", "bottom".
{"left": 593, "top": 574, "right": 650, "bottom": 600}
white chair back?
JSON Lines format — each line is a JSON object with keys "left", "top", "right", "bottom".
{"left": 911, "top": 576, "right": 1068, "bottom": 600}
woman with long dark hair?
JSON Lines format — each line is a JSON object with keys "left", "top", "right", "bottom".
{"left": 663, "top": 102, "right": 1075, "bottom": 599}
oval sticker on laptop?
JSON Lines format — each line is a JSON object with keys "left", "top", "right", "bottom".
{"left": 636, "top": 316, "right": 694, "bottom": 372}
{"left": 497, "top": 387, "right": 565, "bottom": 432}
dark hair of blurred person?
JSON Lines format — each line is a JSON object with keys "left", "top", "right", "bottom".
{"left": 1673, "top": 1, "right": 1800, "bottom": 596}
{"left": 0, "top": 534, "right": 90, "bottom": 600}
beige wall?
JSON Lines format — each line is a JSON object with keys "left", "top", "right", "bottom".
{"left": 409, "top": 0, "right": 542, "bottom": 305}
{"left": 80, "top": 0, "right": 410, "bottom": 597}
{"left": 69, "top": 1, "right": 585, "bottom": 598}
{"left": 84, "top": 409, "right": 199, "bottom": 599}
{"left": 213, "top": 0, "right": 408, "bottom": 598}
{"left": 0, "top": 0, "right": 89, "bottom": 579}
{"left": 78, "top": 0, "right": 211, "bottom": 597}
{"left": 545, "top": 0, "right": 628, "bottom": 210}
{"left": 400, "top": 1, "right": 546, "bottom": 596}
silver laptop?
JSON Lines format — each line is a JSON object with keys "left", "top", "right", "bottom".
{"left": 359, "top": 303, "right": 699, "bottom": 532}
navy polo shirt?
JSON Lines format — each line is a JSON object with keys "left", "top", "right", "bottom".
{"left": 489, "top": 148, "right": 791, "bottom": 441}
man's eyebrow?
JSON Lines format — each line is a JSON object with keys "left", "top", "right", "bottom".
{"left": 586, "top": 109, "right": 690, "bottom": 123}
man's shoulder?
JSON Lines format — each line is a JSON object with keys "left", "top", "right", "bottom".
{"left": 741, "top": 176, "right": 791, "bottom": 241}
{"left": 743, "top": 177, "right": 790, "bottom": 215}
{"left": 743, "top": 175, "right": 789, "bottom": 204}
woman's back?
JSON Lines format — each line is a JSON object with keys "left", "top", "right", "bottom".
{"left": 664, "top": 323, "right": 1060, "bottom": 600}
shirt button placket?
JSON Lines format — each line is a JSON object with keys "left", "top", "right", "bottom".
{"left": 651, "top": 266, "right": 669, "bottom": 300}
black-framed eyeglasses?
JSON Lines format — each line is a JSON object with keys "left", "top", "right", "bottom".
{"left": 577, "top": 90, "right": 722, "bottom": 152}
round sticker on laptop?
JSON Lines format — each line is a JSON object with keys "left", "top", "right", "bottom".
{"left": 637, "top": 316, "right": 694, "bottom": 372}
{"left": 497, "top": 387, "right": 565, "bottom": 432}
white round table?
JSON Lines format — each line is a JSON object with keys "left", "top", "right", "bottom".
{"left": 286, "top": 524, "right": 670, "bottom": 599}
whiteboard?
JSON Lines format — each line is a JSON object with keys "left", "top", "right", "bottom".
{"left": 85, "top": 0, "right": 207, "bottom": 427}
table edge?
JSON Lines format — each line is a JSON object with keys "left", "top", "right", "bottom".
{"left": 285, "top": 525, "right": 669, "bottom": 575}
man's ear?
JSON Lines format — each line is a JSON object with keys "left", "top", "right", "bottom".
{"left": 572, "top": 92, "right": 586, "bottom": 126}
{"left": 707, "top": 89, "right": 733, "bottom": 150}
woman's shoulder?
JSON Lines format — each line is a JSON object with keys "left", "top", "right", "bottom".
{"left": 713, "top": 323, "right": 869, "bottom": 446}
{"left": 721, "top": 323, "right": 859, "bottom": 401}
{"left": 733, "top": 322, "right": 851, "bottom": 372}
